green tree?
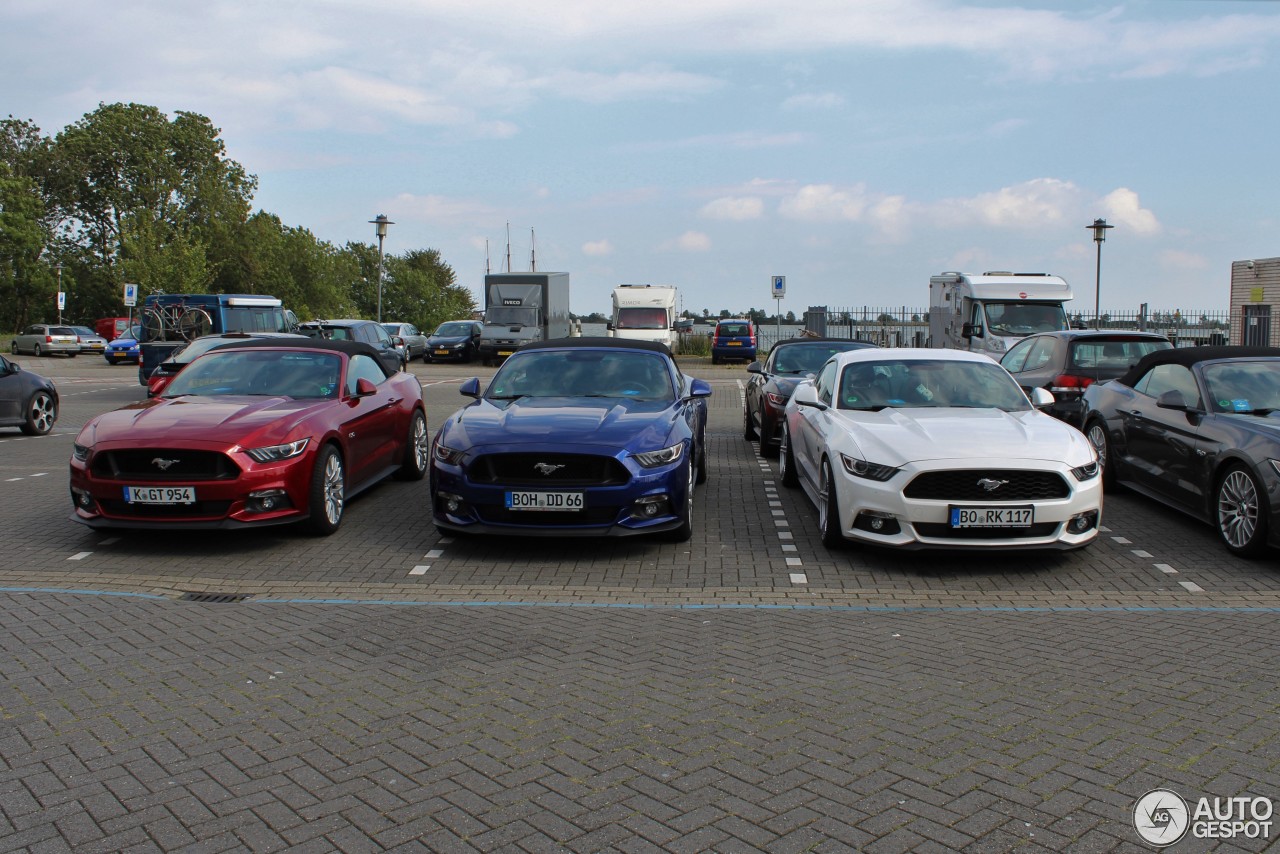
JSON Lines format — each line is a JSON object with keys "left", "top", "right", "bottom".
{"left": 0, "top": 168, "right": 53, "bottom": 330}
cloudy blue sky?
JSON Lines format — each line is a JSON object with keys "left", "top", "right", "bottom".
{"left": 4, "top": 0, "right": 1279, "bottom": 316}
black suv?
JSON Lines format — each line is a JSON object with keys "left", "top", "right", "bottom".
{"left": 298, "top": 320, "right": 403, "bottom": 374}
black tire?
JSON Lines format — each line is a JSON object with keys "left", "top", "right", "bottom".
{"left": 695, "top": 432, "right": 707, "bottom": 485}
{"left": 8, "top": 341, "right": 15, "bottom": 355}
{"left": 1085, "top": 419, "right": 1118, "bottom": 492}
{"left": 712, "top": 354, "right": 721, "bottom": 365}
{"left": 743, "top": 401, "right": 757, "bottom": 440}
{"left": 68, "top": 352, "right": 77, "bottom": 358}
{"left": 32, "top": 343, "right": 42, "bottom": 357}
{"left": 396, "top": 410, "right": 430, "bottom": 481}
{"left": 19, "top": 390, "right": 56, "bottom": 436}
{"left": 758, "top": 415, "right": 779, "bottom": 459}
{"left": 819, "top": 458, "right": 845, "bottom": 549}
{"left": 779, "top": 422, "right": 799, "bottom": 488}
{"left": 303, "top": 445, "right": 345, "bottom": 536}
{"left": 664, "top": 460, "right": 695, "bottom": 542}
{"left": 1216, "top": 464, "right": 1269, "bottom": 557}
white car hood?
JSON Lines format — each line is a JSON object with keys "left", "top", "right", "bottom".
{"left": 837, "top": 407, "right": 1092, "bottom": 467}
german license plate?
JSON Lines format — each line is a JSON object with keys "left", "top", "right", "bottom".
{"left": 125, "top": 486, "right": 196, "bottom": 504}
{"left": 950, "top": 506, "right": 1033, "bottom": 527}
{"left": 434, "top": 349, "right": 450, "bottom": 356}
{"left": 505, "top": 491, "right": 584, "bottom": 511}
{"left": 498, "top": 350, "right": 515, "bottom": 357}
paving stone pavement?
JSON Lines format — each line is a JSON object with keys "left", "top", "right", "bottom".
{"left": 1, "top": 355, "right": 1278, "bottom": 852}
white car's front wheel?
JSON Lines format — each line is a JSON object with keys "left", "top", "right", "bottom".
{"left": 819, "top": 458, "right": 845, "bottom": 549}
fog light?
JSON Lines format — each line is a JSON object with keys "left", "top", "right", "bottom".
{"left": 438, "top": 492, "right": 466, "bottom": 515}
{"left": 246, "top": 489, "right": 289, "bottom": 514}
{"left": 853, "top": 511, "right": 900, "bottom": 535}
{"left": 631, "top": 495, "right": 670, "bottom": 520}
{"left": 1067, "top": 510, "right": 1099, "bottom": 534}
{"left": 71, "top": 488, "right": 94, "bottom": 510}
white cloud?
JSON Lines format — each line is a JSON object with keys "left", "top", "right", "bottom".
{"left": 700, "top": 196, "right": 764, "bottom": 221}
{"left": 582, "top": 239, "right": 614, "bottom": 256}
{"left": 778, "top": 184, "right": 871, "bottom": 222}
{"left": 782, "top": 92, "right": 845, "bottom": 110}
{"left": 1100, "top": 188, "right": 1161, "bottom": 236}
{"left": 658, "top": 231, "right": 712, "bottom": 252}
{"left": 958, "top": 178, "right": 1079, "bottom": 229}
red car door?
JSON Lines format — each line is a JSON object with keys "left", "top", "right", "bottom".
{"left": 340, "top": 354, "right": 404, "bottom": 487}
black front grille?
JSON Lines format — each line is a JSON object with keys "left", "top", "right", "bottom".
{"left": 99, "top": 499, "right": 233, "bottom": 518}
{"left": 469, "top": 453, "right": 629, "bottom": 486}
{"left": 477, "top": 506, "right": 621, "bottom": 526}
{"left": 92, "top": 449, "right": 240, "bottom": 481}
{"left": 904, "top": 470, "right": 1069, "bottom": 501}
{"left": 913, "top": 521, "right": 1061, "bottom": 540}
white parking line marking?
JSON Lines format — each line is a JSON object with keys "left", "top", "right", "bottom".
{"left": 774, "top": 520, "right": 789, "bottom": 527}
{"left": 768, "top": 501, "right": 782, "bottom": 508}
{"left": 778, "top": 531, "right": 793, "bottom": 539}
{"left": 1155, "top": 563, "right": 1178, "bottom": 574}
{"left": 425, "top": 549, "right": 444, "bottom": 559}
{"left": 1179, "top": 581, "right": 1205, "bottom": 593}
{"left": 30, "top": 472, "right": 47, "bottom": 478}
{"left": 4, "top": 478, "right": 19, "bottom": 482}
{"left": 782, "top": 544, "right": 797, "bottom": 552}
{"left": 1111, "top": 536, "right": 1132, "bottom": 544}
{"left": 1099, "top": 525, "right": 1111, "bottom": 532}
{"left": 409, "top": 565, "right": 430, "bottom": 576}
{"left": 68, "top": 552, "right": 92, "bottom": 561}
{"left": 1131, "top": 549, "right": 1153, "bottom": 558}
{"left": 789, "top": 572, "right": 807, "bottom": 584}
{"left": 771, "top": 509, "right": 785, "bottom": 516}
{"left": 785, "top": 557, "right": 802, "bottom": 566}
{"left": 439, "top": 538, "right": 455, "bottom": 545}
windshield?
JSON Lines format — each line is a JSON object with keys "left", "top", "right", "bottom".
{"left": 163, "top": 349, "right": 342, "bottom": 399}
{"left": 1202, "top": 361, "right": 1280, "bottom": 414}
{"left": 773, "top": 342, "right": 868, "bottom": 375}
{"left": 485, "top": 307, "right": 538, "bottom": 326}
{"left": 71, "top": 326, "right": 95, "bottom": 337}
{"left": 435, "top": 322, "right": 474, "bottom": 337}
{"left": 983, "top": 302, "right": 1068, "bottom": 337}
{"left": 616, "top": 307, "right": 669, "bottom": 330}
{"left": 839, "top": 359, "right": 1030, "bottom": 412}
{"left": 487, "top": 349, "right": 674, "bottom": 402}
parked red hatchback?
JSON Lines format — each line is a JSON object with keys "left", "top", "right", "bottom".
{"left": 69, "top": 339, "right": 428, "bottom": 535}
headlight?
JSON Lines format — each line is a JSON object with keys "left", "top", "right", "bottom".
{"left": 245, "top": 438, "right": 310, "bottom": 463}
{"left": 1070, "top": 460, "right": 1100, "bottom": 481}
{"left": 434, "top": 443, "right": 466, "bottom": 465}
{"left": 839, "top": 453, "right": 899, "bottom": 482}
{"left": 633, "top": 443, "right": 684, "bottom": 468}
{"left": 72, "top": 442, "right": 90, "bottom": 462}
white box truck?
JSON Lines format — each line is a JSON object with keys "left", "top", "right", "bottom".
{"left": 928, "top": 271, "right": 1072, "bottom": 356}
{"left": 478, "top": 272, "right": 571, "bottom": 365}
{"left": 607, "top": 284, "right": 678, "bottom": 349}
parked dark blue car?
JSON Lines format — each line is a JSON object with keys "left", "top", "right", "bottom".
{"left": 104, "top": 325, "right": 141, "bottom": 364}
{"left": 430, "top": 338, "right": 711, "bottom": 540}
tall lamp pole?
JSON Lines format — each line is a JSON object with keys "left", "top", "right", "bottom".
{"left": 369, "top": 214, "right": 395, "bottom": 323}
{"left": 55, "top": 263, "right": 63, "bottom": 324}
{"left": 1088, "top": 218, "right": 1113, "bottom": 327}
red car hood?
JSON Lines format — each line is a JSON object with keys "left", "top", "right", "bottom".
{"left": 80, "top": 395, "right": 328, "bottom": 449}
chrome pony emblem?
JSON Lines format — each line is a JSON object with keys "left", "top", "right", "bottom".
{"left": 534, "top": 462, "right": 566, "bottom": 476}
{"left": 152, "top": 458, "right": 180, "bottom": 471}
{"left": 977, "top": 477, "right": 1009, "bottom": 492}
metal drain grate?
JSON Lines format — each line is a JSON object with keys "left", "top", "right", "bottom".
{"left": 177, "top": 592, "right": 251, "bottom": 604}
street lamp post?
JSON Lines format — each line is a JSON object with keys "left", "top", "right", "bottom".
{"left": 55, "top": 263, "right": 63, "bottom": 324}
{"left": 1088, "top": 218, "right": 1113, "bottom": 327}
{"left": 369, "top": 214, "right": 395, "bottom": 323}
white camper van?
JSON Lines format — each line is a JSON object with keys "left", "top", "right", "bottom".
{"left": 608, "top": 284, "right": 678, "bottom": 349}
{"left": 928, "top": 271, "right": 1072, "bottom": 356}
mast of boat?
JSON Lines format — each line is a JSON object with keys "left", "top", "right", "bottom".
{"left": 530, "top": 228, "right": 537, "bottom": 272}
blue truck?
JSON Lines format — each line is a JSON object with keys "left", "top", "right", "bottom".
{"left": 138, "top": 294, "right": 298, "bottom": 384}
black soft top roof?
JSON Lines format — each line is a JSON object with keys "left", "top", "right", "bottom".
{"left": 201, "top": 336, "right": 390, "bottom": 374}
{"left": 519, "top": 336, "right": 673, "bottom": 356}
{"left": 771, "top": 337, "right": 877, "bottom": 349}
{"left": 1118, "top": 345, "right": 1280, "bottom": 388}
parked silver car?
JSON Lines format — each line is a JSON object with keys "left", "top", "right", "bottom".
{"left": 11, "top": 324, "right": 80, "bottom": 357}
{"left": 382, "top": 322, "right": 428, "bottom": 364}
{"left": 69, "top": 325, "right": 109, "bottom": 357}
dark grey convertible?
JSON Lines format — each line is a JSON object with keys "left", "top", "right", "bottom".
{"left": 1081, "top": 345, "right": 1280, "bottom": 556}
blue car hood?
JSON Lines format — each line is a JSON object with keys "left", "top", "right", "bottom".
{"left": 447, "top": 396, "right": 677, "bottom": 450}
{"left": 428, "top": 334, "right": 470, "bottom": 346}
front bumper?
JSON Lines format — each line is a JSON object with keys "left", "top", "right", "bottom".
{"left": 829, "top": 458, "right": 1102, "bottom": 551}
{"left": 430, "top": 443, "right": 691, "bottom": 537}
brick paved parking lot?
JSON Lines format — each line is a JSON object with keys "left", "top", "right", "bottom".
{"left": 2, "top": 356, "right": 1279, "bottom": 851}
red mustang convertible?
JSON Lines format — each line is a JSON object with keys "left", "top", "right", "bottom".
{"left": 69, "top": 339, "right": 428, "bottom": 535}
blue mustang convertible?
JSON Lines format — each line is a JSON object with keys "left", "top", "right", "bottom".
{"left": 430, "top": 337, "right": 712, "bottom": 540}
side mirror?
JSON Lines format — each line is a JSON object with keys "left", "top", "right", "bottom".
{"left": 746, "top": 360, "right": 764, "bottom": 375}
{"left": 1030, "top": 387, "right": 1054, "bottom": 408}
{"left": 1156, "top": 389, "right": 1190, "bottom": 411}
{"left": 391, "top": 335, "right": 404, "bottom": 347}
{"left": 606, "top": 322, "right": 613, "bottom": 331}
{"left": 355, "top": 377, "right": 378, "bottom": 397}
{"left": 687, "top": 378, "right": 712, "bottom": 399}
{"left": 459, "top": 377, "right": 481, "bottom": 398}
{"left": 7, "top": 361, "right": 20, "bottom": 374}
{"left": 961, "top": 322, "right": 982, "bottom": 339}
{"left": 792, "top": 382, "right": 827, "bottom": 410}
